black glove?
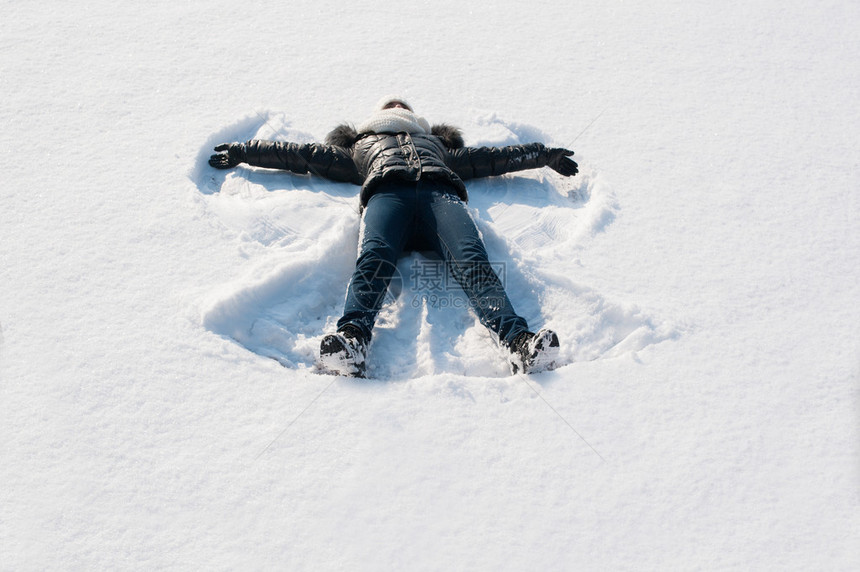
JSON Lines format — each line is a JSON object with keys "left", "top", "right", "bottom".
{"left": 209, "top": 143, "right": 246, "bottom": 169}
{"left": 546, "top": 147, "right": 578, "bottom": 177}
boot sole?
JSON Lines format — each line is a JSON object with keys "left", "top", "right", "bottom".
{"left": 318, "top": 334, "right": 366, "bottom": 378}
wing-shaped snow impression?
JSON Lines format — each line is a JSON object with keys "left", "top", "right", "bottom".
{"left": 192, "top": 112, "right": 678, "bottom": 379}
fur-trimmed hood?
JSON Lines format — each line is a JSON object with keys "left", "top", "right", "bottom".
{"left": 325, "top": 123, "right": 465, "bottom": 149}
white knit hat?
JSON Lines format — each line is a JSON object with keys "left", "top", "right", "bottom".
{"left": 375, "top": 94, "right": 413, "bottom": 112}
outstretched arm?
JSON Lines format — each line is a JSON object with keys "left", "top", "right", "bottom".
{"left": 209, "top": 140, "right": 361, "bottom": 184}
{"left": 447, "top": 143, "right": 578, "bottom": 180}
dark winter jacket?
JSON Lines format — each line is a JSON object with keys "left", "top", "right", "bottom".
{"left": 240, "top": 124, "right": 554, "bottom": 206}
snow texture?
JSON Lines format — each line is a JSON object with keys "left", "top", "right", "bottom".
{"left": 2, "top": 1, "right": 859, "bottom": 570}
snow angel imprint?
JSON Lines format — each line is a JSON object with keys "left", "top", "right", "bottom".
{"left": 209, "top": 96, "right": 579, "bottom": 377}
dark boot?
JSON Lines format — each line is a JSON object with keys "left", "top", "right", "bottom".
{"left": 508, "top": 329, "right": 560, "bottom": 374}
{"left": 319, "top": 324, "right": 368, "bottom": 378}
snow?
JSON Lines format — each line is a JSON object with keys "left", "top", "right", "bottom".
{"left": 2, "top": 0, "right": 858, "bottom": 569}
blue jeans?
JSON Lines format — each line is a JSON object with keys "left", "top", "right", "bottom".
{"left": 337, "top": 179, "right": 529, "bottom": 346}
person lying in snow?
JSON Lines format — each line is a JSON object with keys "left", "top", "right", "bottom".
{"left": 209, "top": 95, "right": 578, "bottom": 377}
